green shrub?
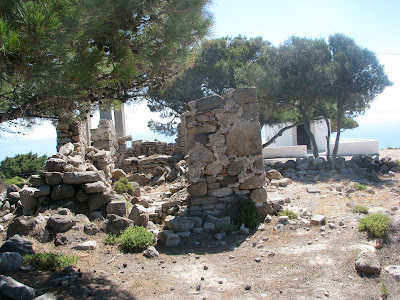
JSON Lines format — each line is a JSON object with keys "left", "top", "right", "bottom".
{"left": 114, "top": 178, "right": 135, "bottom": 196}
{"left": 237, "top": 201, "right": 259, "bottom": 229}
{"left": 217, "top": 223, "right": 236, "bottom": 235}
{"left": 0, "top": 152, "right": 47, "bottom": 179}
{"left": 278, "top": 209, "right": 298, "bottom": 219}
{"left": 352, "top": 205, "right": 369, "bottom": 214}
{"left": 359, "top": 213, "right": 391, "bottom": 238}
{"left": 23, "top": 252, "right": 78, "bottom": 270}
{"left": 118, "top": 226, "right": 155, "bottom": 253}
{"left": 354, "top": 182, "right": 368, "bottom": 191}
{"left": 5, "top": 176, "right": 28, "bottom": 188}
{"left": 104, "top": 233, "right": 119, "bottom": 245}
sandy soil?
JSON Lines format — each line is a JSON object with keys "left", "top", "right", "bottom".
{"left": 3, "top": 149, "right": 400, "bottom": 300}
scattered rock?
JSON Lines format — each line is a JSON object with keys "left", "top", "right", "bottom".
{"left": 106, "top": 201, "right": 127, "bottom": 217}
{"left": 54, "top": 234, "right": 70, "bottom": 246}
{"left": 128, "top": 204, "right": 149, "bottom": 227}
{"left": 384, "top": 265, "right": 400, "bottom": 280}
{"left": 47, "top": 215, "right": 77, "bottom": 233}
{"left": 143, "top": 246, "right": 160, "bottom": 258}
{"left": 164, "top": 216, "right": 194, "bottom": 232}
{"left": 239, "top": 224, "right": 249, "bottom": 235}
{"left": 0, "top": 235, "right": 35, "bottom": 256}
{"left": 83, "top": 223, "right": 98, "bottom": 235}
{"left": 355, "top": 250, "right": 381, "bottom": 275}
{"left": 158, "top": 231, "right": 180, "bottom": 247}
{"left": 311, "top": 215, "right": 327, "bottom": 226}
{"left": 0, "top": 275, "right": 35, "bottom": 300}
{"left": 7, "top": 216, "right": 37, "bottom": 238}
{"left": 307, "top": 186, "right": 321, "bottom": 193}
{"left": 0, "top": 252, "right": 23, "bottom": 272}
{"left": 72, "top": 241, "right": 97, "bottom": 250}
{"left": 105, "top": 214, "right": 134, "bottom": 235}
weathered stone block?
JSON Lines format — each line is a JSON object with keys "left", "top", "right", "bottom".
{"left": 50, "top": 184, "right": 75, "bottom": 201}
{"left": 63, "top": 171, "right": 104, "bottom": 184}
{"left": 186, "top": 143, "right": 215, "bottom": 164}
{"left": 208, "top": 187, "right": 233, "bottom": 197}
{"left": 45, "top": 172, "right": 63, "bottom": 186}
{"left": 106, "top": 201, "right": 127, "bottom": 217}
{"left": 250, "top": 188, "right": 267, "bottom": 203}
{"left": 239, "top": 173, "right": 266, "bottom": 190}
{"left": 233, "top": 87, "right": 257, "bottom": 104}
{"left": 187, "top": 123, "right": 217, "bottom": 135}
{"left": 191, "top": 196, "right": 218, "bottom": 206}
{"left": 82, "top": 181, "right": 105, "bottom": 194}
{"left": 46, "top": 158, "right": 67, "bottom": 172}
{"left": 187, "top": 182, "right": 207, "bottom": 197}
{"left": 226, "top": 122, "right": 262, "bottom": 156}
{"left": 128, "top": 204, "right": 149, "bottom": 227}
{"left": 194, "top": 95, "right": 224, "bottom": 111}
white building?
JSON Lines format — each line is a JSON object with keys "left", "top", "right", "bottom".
{"left": 262, "top": 120, "right": 379, "bottom": 158}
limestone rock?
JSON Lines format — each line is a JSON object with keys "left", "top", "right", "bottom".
{"left": 307, "top": 186, "right": 321, "bottom": 193}
{"left": 384, "top": 265, "right": 400, "bottom": 280}
{"left": 0, "top": 235, "right": 35, "bottom": 256}
{"left": 46, "top": 158, "right": 67, "bottom": 172}
{"left": 83, "top": 223, "right": 98, "bottom": 235}
{"left": 310, "top": 215, "right": 327, "bottom": 226}
{"left": 0, "top": 275, "right": 35, "bottom": 300}
{"left": 0, "top": 252, "right": 23, "bottom": 272}
{"left": 143, "top": 246, "right": 159, "bottom": 258}
{"left": 227, "top": 160, "right": 245, "bottom": 176}
{"left": 88, "top": 191, "right": 115, "bottom": 212}
{"left": 226, "top": 122, "right": 262, "bottom": 156}
{"left": 194, "top": 95, "right": 223, "bottom": 111}
{"left": 355, "top": 250, "right": 381, "bottom": 275}
{"left": 106, "top": 201, "right": 127, "bottom": 217}
{"left": 208, "top": 187, "right": 233, "bottom": 197}
{"left": 250, "top": 188, "right": 267, "bottom": 203}
{"left": 239, "top": 173, "right": 266, "bottom": 190}
{"left": 29, "top": 175, "right": 46, "bottom": 188}
{"left": 33, "top": 185, "right": 50, "bottom": 198}
{"left": 63, "top": 171, "right": 104, "bottom": 184}
{"left": 59, "top": 142, "right": 75, "bottom": 156}
{"left": 7, "top": 216, "right": 36, "bottom": 238}
{"left": 204, "top": 162, "right": 223, "bottom": 176}
{"left": 47, "top": 215, "right": 77, "bottom": 233}
{"left": 233, "top": 87, "right": 257, "bottom": 104}
{"left": 186, "top": 143, "right": 215, "bottom": 164}
{"left": 72, "top": 241, "right": 97, "bottom": 250}
{"left": 164, "top": 216, "right": 194, "bottom": 232}
{"left": 187, "top": 182, "right": 207, "bottom": 197}
{"left": 128, "top": 204, "right": 149, "bottom": 227}
{"left": 19, "top": 187, "right": 39, "bottom": 214}
{"left": 265, "top": 170, "right": 283, "bottom": 180}
{"left": 111, "top": 169, "right": 127, "bottom": 181}
{"left": 105, "top": 214, "right": 133, "bottom": 235}
{"left": 82, "top": 181, "right": 105, "bottom": 194}
{"left": 158, "top": 231, "right": 180, "bottom": 247}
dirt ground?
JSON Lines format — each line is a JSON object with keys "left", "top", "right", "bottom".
{"left": 4, "top": 149, "right": 400, "bottom": 300}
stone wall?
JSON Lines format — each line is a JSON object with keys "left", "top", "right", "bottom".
{"left": 56, "top": 121, "right": 87, "bottom": 151}
{"left": 184, "top": 88, "right": 268, "bottom": 218}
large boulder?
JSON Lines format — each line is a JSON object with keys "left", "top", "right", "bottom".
{"left": 82, "top": 181, "right": 105, "bottom": 194}
{"left": 7, "top": 216, "right": 37, "bottom": 238}
{"left": 105, "top": 214, "right": 134, "bottom": 235}
{"left": 46, "top": 215, "right": 77, "bottom": 233}
{"left": 0, "top": 235, "right": 35, "bottom": 256}
{"left": 0, "top": 275, "right": 35, "bottom": 300}
{"left": 128, "top": 204, "right": 149, "bottom": 227}
{"left": 0, "top": 252, "right": 23, "bottom": 272}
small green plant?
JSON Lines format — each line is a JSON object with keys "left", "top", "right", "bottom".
{"left": 278, "top": 209, "right": 298, "bottom": 220}
{"left": 381, "top": 282, "right": 389, "bottom": 299}
{"left": 354, "top": 182, "right": 368, "bottom": 191}
{"left": 237, "top": 201, "right": 259, "bottom": 229}
{"left": 118, "top": 226, "right": 155, "bottom": 253}
{"left": 218, "top": 223, "right": 236, "bottom": 235}
{"left": 104, "top": 233, "right": 119, "bottom": 245}
{"left": 359, "top": 213, "right": 391, "bottom": 238}
{"left": 5, "top": 176, "right": 28, "bottom": 188}
{"left": 114, "top": 177, "right": 135, "bottom": 196}
{"left": 23, "top": 252, "right": 78, "bottom": 270}
{"left": 352, "top": 205, "right": 369, "bottom": 214}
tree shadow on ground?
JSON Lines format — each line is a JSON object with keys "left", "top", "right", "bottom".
{"left": 5, "top": 268, "right": 136, "bottom": 300}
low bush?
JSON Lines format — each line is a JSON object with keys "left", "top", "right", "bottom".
{"left": 237, "top": 201, "right": 259, "bottom": 229}
{"left": 218, "top": 223, "right": 236, "bottom": 235}
{"left": 23, "top": 252, "right": 78, "bottom": 270}
{"left": 359, "top": 213, "right": 391, "bottom": 238}
{"left": 354, "top": 182, "right": 368, "bottom": 191}
{"left": 104, "top": 226, "right": 155, "bottom": 253}
{"left": 278, "top": 209, "right": 298, "bottom": 219}
{"left": 104, "top": 233, "right": 119, "bottom": 245}
{"left": 114, "top": 178, "right": 135, "bottom": 196}
{"left": 118, "top": 226, "right": 155, "bottom": 253}
{"left": 352, "top": 205, "right": 369, "bottom": 214}
{"left": 5, "top": 176, "right": 28, "bottom": 188}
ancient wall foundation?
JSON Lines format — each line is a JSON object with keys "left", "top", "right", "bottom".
{"left": 184, "top": 88, "right": 268, "bottom": 218}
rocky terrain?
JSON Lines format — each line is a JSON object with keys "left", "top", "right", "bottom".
{"left": 0, "top": 147, "right": 399, "bottom": 300}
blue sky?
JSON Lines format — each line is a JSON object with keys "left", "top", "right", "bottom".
{"left": 1, "top": 0, "right": 399, "bottom": 161}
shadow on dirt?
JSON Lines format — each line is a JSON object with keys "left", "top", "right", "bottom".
{"left": 6, "top": 268, "right": 136, "bottom": 300}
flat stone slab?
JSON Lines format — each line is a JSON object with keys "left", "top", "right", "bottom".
{"left": 63, "top": 171, "right": 104, "bottom": 184}
{"left": 310, "top": 215, "right": 327, "bottom": 226}
{"left": 384, "top": 265, "right": 400, "bottom": 280}
{"left": 72, "top": 241, "right": 97, "bottom": 250}
{"left": 307, "top": 186, "right": 321, "bottom": 193}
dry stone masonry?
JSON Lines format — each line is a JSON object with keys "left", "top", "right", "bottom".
{"left": 183, "top": 88, "right": 268, "bottom": 218}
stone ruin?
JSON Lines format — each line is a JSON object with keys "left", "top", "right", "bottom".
{"left": 182, "top": 87, "right": 269, "bottom": 218}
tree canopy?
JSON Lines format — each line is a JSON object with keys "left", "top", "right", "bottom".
{"left": 146, "top": 35, "right": 271, "bottom": 135}
{"left": 0, "top": 0, "right": 213, "bottom": 132}
{"left": 0, "top": 152, "right": 47, "bottom": 179}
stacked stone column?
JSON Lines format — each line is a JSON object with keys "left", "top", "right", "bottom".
{"left": 184, "top": 88, "right": 268, "bottom": 218}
